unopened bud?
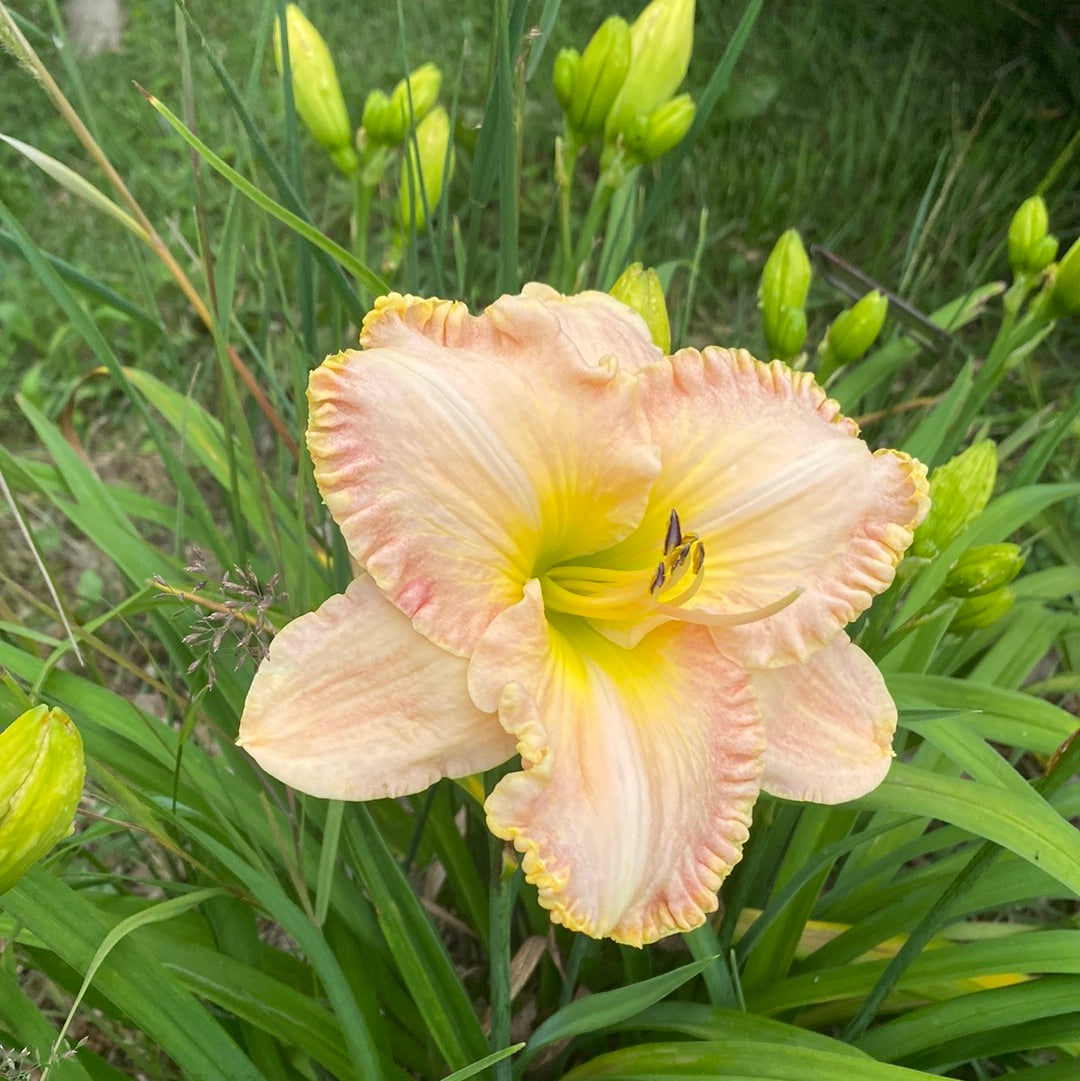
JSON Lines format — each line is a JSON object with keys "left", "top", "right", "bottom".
{"left": 399, "top": 106, "right": 453, "bottom": 234}
{"left": 389, "top": 63, "right": 443, "bottom": 132}
{"left": 0, "top": 705, "right": 84, "bottom": 893}
{"left": 566, "top": 17, "right": 630, "bottom": 137}
{"left": 945, "top": 544, "right": 1024, "bottom": 598}
{"left": 949, "top": 587, "right": 1015, "bottom": 634}
{"left": 274, "top": 4, "right": 358, "bottom": 174}
{"left": 610, "top": 262, "right": 671, "bottom": 352}
{"left": 911, "top": 440, "right": 997, "bottom": 559}
{"left": 628, "top": 93, "right": 695, "bottom": 161}
{"left": 605, "top": 0, "right": 695, "bottom": 141}
{"left": 361, "top": 89, "right": 396, "bottom": 145}
{"left": 759, "top": 229, "right": 811, "bottom": 360}
{"left": 819, "top": 290, "right": 888, "bottom": 373}
{"left": 1008, "top": 196, "right": 1058, "bottom": 278}
{"left": 553, "top": 48, "right": 579, "bottom": 113}
{"left": 1048, "top": 235, "right": 1080, "bottom": 319}
{"left": 765, "top": 305, "right": 807, "bottom": 362}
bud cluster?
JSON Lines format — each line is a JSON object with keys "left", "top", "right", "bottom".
{"left": 272, "top": 4, "right": 453, "bottom": 243}
{"left": 554, "top": 0, "right": 697, "bottom": 165}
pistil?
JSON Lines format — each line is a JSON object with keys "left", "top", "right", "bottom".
{"left": 540, "top": 508, "right": 800, "bottom": 628}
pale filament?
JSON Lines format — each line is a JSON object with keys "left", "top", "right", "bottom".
{"left": 541, "top": 508, "right": 800, "bottom": 626}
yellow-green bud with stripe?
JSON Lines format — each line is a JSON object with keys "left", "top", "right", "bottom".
{"left": 610, "top": 262, "right": 671, "bottom": 352}
{"left": 400, "top": 106, "right": 453, "bottom": 234}
{"left": 818, "top": 290, "right": 888, "bottom": 378}
{"left": 1048, "top": 235, "right": 1080, "bottom": 319}
{"left": 949, "top": 587, "right": 1015, "bottom": 634}
{"left": 1008, "top": 196, "right": 1058, "bottom": 278}
{"left": 945, "top": 544, "right": 1024, "bottom": 598}
{"left": 565, "top": 17, "right": 631, "bottom": 137}
{"left": 626, "top": 93, "right": 695, "bottom": 162}
{"left": 273, "top": 4, "right": 358, "bottom": 174}
{"left": 759, "top": 229, "right": 811, "bottom": 361}
{"left": 605, "top": 0, "right": 694, "bottom": 142}
{"left": 1, "top": 705, "right": 84, "bottom": 893}
{"left": 389, "top": 63, "right": 443, "bottom": 133}
{"left": 911, "top": 440, "right": 997, "bottom": 560}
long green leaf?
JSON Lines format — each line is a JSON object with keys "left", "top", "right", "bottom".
{"left": 561, "top": 1039, "right": 940, "bottom": 1079}
{"left": 852, "top": 762, "right": 1080, "bottom": 894}
{"left": 1, "top": 870, "right": 267, "bottom": 1081}
{"left": 520, "top": 956, "right": 717, "bottom": 1069}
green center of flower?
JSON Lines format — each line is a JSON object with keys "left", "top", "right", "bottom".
{"left": 539, "top": 509, "right": 800, "bottom": 628}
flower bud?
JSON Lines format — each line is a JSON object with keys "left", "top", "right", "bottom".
{"left": 759, "top": 229, "right": 811, "bottom": 360}
{"left": 1008, "top": 196, "right": 1058, "bottom": 278}
{"left": 911, "top": 440, "right": 997, "bottom": 560}
{"left": 360, "top": 89, "right": 396, "bottom": 145}
{"left": 764, "top": 305, "right": 807, "bottom": 362}
{"left": 399, "top": 106, "right": 453, "bottom": 234}
{"left": 610, "top": 262, "right": 671, "bottom": 352}
{"left": 565, "top": 17, "right": 631, "bottom": 137}
{"left": 0, "top": 705, "right": 84, "bottom": 893}
{"left": 1048, "top": 235, "right": 1080, "bottom": 318}
{"left": 629, "top": 93, "right": 695, "bottom": 161}
{"left": 819, "top": 290, "right": 888, "bottom": 370}
{"left": 945, "top": 544, "right": 1024, "bottom": 598}
{"left": 274, "top": 4, "right": 358, "bottom": 174}
{"left": 605, "top": 0, "right": 695, "bottom": 141}
{"left": 553, "top": 48, "right": 579, "bottom": 113}
{"left": 389, "top": 62, "right": 443, "bottom": 132}
{"left": 948, "top": 587, "right": 1015, "bottom": 634}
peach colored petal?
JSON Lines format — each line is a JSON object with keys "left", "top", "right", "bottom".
{"left": 308, "top": 293, "right": 659, "bottom": 657}
{"left": 238, "top": 576, "right": 514, "bottom": 800}
{"left": 360, "top": 283, "right": 663, "bottom": 374}
{"left": 752, "top": 634, "right": 896, "bottom": 803}
{"left": 611, "top": 347, "right": 929, "bottom": 666}
{"left": 469, "top": 581, "right": 764, "bottom": 946}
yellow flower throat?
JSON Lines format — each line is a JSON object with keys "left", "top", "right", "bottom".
{"left": 539, "top": 510, "right": 800, "bottom": 629}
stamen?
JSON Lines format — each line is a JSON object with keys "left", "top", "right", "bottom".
{"left": 541, "top": 508, "right": 801, "bottom": 631}
{"left": 663, "top": 509, "right": 682, "bottom": 556}
{"left": 649, "top": 562, "right": 667, "bottom": 594}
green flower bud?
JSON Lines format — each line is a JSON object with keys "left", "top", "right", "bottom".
{"left": 274, "top": 4, "right": 358, "bottom": 174}
{"left": 1048, "top": 235, "right": 1080, "bottom": 318}
{"left": 1008, "top": 196, "right": 1058, "bottom": 278}
{"left": 566, "top": 17, "right": 631, "bottom": 137}
{"left": 760, "top": 229, "right": 811, "bottom": 318}
{"left": 764, "top": 305, "right": 807, "bottom": 362}
{"left": 759, "top": 229, "right": 811, "bottom": 359}
{"left": 629, "top": 93, "right": 696, "bottom": 161}
{"left": 360, "top": 89, "right": 397, "bottom": 145}
{"left": 400, "top": 106, "right": 453, "bottom": 234}
{"left": 609, "top": 262, "right": 671, "bottom": 352}
{"left": 911, "top": 440, "right": 997, "bottom": 560}
{"left": 389, "top": 62, "right": 443, "bottom": 132}
{"left": 605, "top": 0, "right": 695, "bottom": 141}
{"left": 948, "top": 587, "right": 1015, "bottom": 634}
{"left": 945, "top": 544, "right": 1024, "bottom": 598}
{"left": 0, "top": 705, "right": 84, "bottom": 893}
{"left": 553, "top": 48, "right": 580, "bottom": 113}
{"left": 819, "top": 290, "right": 889, "bottom": 370}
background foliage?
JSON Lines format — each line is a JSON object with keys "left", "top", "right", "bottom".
{"left": 0, "top": 0, "right": 1077, "bottom": 1078}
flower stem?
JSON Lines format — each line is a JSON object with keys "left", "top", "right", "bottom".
{"left": 556, "top": 130, "right": 580, "bottom": 291}
{"left": 488, "top": 832, "right": 518, "bottom": 1080}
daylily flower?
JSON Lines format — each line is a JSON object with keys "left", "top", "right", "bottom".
{"left": 239, "top": 284, "right": 929, "bottom": 946}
